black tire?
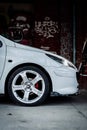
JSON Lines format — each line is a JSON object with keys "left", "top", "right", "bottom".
{"left": 7, "top": 66, "right": 50, "bottom": 106}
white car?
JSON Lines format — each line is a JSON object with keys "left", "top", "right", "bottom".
{"left": 0, "top": 35, "right": 78, "bottom": 106}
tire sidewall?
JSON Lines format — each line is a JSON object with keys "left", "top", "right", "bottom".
{"left": 7, "top": 66, "right": 50, "bottom": 106}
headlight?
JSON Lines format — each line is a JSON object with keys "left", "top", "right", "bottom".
{"left": 46, "top": 54, "right": 76, "bottom": 69}
{"left": 46, "top": 54, "right": 64, "bottom": 64}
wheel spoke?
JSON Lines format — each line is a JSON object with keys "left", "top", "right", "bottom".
{"left": 12, "top": 84, "right": 24, "bottom": 91}
{"left": 23, "top": 91, "right": 30, "bottom": 102}
{"left": 19, "top": 71, "right": 29, "bottom": 83}
{"left": 31, "top": 74, "right": 42, "bottom": 85}
{"left": 31, "top": 87, "right": 43, "bottom": 97}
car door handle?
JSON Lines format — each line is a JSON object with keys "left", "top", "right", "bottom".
{"left": 0, "top": 41, "right": 3, "bottom": 47}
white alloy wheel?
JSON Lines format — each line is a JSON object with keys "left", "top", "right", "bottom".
{"left": 7, "top": 66, "right": 50, "bottom": 106}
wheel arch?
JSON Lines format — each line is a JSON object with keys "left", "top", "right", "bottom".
{"left": 5, "top": 63, "right": 52, "bottom": 94}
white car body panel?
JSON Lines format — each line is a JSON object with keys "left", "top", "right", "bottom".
{"left": 0, "top": 35, "right": 78, "bottom": 95}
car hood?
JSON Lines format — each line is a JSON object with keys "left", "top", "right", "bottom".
{"left": 14, "top": 41, "right": 67, "bottom": 62}
{"left": 15, "top": 41, "right": 47, "bottom": 54}
{"left": 0, "top": 35, "right": 77, "bottom": 70}
{"left": 0, "top": 35, "right": 47, "bottom": 53}
{"left": 14, "top": 41, "right": 77, "bottom": 70}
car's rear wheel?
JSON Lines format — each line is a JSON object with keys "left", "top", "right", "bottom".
{"left": 7, "top": 66, "right": 50, "bottom": 106}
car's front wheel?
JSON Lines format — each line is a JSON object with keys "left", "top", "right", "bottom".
{"left": 7, "top": 66, "right": 50, "bottom": 106}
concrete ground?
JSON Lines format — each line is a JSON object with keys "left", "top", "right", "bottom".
{"left": 0, "top": 90, "right": 87, "bottom": 130}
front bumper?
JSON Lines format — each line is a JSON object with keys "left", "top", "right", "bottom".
{"left": 45, "top": 66, "right": 79, "bottom": 95}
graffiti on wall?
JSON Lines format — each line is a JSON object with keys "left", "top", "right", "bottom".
{"left": 60, "top": 23, "right": 72, "bottom": 61}
{"left": 35, "top": 17, "right": 59, "bottom": 39}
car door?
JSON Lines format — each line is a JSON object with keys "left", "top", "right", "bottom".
{"left": 0, "top": 39, "right": 6, "bottom": 78}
